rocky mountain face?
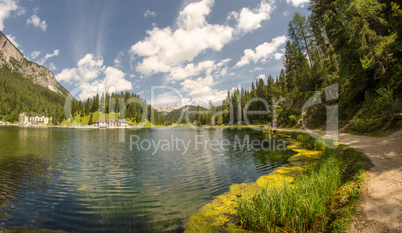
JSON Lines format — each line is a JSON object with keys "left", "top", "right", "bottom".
{"left": 156, "top": 104, "right": 180, "bottom": 113}
{"left": 0, "top": 31, "right": 69, "bottom": 96}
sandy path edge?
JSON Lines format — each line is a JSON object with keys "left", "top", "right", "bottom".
{"left": 275, "top": 128, "right": 402, "bottom": 233}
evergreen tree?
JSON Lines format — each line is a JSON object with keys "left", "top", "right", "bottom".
{"left": 88, "top": 113, "right": 93, "bottom": 125}
{"left": 84, "top": 100, "right": 90, "bottom": 115}
{"left": 90, "top": 94, "right": 99, "bottom": 113}
{"left": 0, "top": 67, "right": 68, "bottom": 122}
{"left": 209, "top": 101, "right": 216, "bottom": 126}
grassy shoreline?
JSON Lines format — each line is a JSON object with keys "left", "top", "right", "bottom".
{"left": 184, "top": 133, "right": 324, "bottom": 232}
{"left": 185, "top": 131, "right": 365, "bottom": 232}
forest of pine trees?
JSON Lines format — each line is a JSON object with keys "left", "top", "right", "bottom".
{"left": 67, "top": 92, "right": 163, "bottom": 125}
{"left": 207, "top": 0, "right": 401, "bottom": 130}
{"left": 1, "top": 0, "right": 400, "bottom": 130}
{"left": 0, "top": 67, "right": 67, "bottom": 123}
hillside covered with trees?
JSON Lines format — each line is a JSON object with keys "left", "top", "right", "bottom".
{"left": 64, "top": 92, "right": 163, "bottom": 126}
{"left": 204, "top": 0, "right": 401, "bottom": 134}
{"left": 0, "top": 67, "right": 67, "bottom": 123}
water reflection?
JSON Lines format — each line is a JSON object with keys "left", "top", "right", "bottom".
{"left": 0, "top": 154, "right": 56, "bottom": 219}
{"left": 0, "top": 127, "right": 294, "bottom": 232}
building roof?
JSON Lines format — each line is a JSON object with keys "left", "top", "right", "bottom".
{"left": 20, "top": 112, "right": 51, "bottom": 117}
{"left": 95, "top": 119, "right": 126, "bottom": 123}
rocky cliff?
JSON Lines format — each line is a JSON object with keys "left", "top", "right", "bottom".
{"left": 156, "top": 104, "right": 180, "bottom": 113}
{"left": 0, "top": 31, "right": 69, "bottom": 96}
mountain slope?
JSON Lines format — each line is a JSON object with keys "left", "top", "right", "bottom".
{"left": 0, "top": 31, "right": 71, "bottom": 123}
{"left": 0, "top": 32, "right": 69, "bottom": 96}
{"left": 0, "top": 67, "right": 67, "bottom": 123}
{"left": 162, "top": 105, "right": 208, "bottom": 124}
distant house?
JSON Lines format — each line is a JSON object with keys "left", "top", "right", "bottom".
{"left": 0, "top": 121, "right": 5, "bottom": 125}
{"left": 19, "top": 112, "right": 53, "bottom": 125}
{"left": 95, "top": 119, "right": 127, "bottom": 128}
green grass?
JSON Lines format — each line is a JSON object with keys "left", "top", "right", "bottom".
{"left": 237, "top": 132, "right": 365, "bottom": 232}
{"left": 284, "top": 131, "right": 335, "bottom": 151}
{"left": 349, "top": 114, "right": 402, "bottom": 137}
{"left": 352, "top": 118, "right": 375, "bottom": 133}
{"left": 59, "top": 111, "right": 133, "bottom": 126}
{"left": 59, "top": 111, "right": 164, "bottom": 127}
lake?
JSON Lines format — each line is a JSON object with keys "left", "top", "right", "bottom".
{"left": 0, "top": 126, "right": 293, "bottom": 232}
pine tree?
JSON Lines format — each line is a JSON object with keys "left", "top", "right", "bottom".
{"left": 88, "top": 113, "right": 93, "bottom": 125}
{"left": 209, "top": 101, "right": 216, "bottom": 126}
{"left": 91, "top": 94, "right": 99, "bottom": 113}
{"left": 289, "top": 12, "right": 314, "bottom": 68}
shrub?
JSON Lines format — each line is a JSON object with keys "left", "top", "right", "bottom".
{"left": 374, "top": 87, "right": 399, "bottom": 114}
{"left": 295, "top": 133, "right": 327, "bottom": 151}
{"left": 289, "top": 115, "right": 299, "bottom": 125}
{"left": 236, "top": 121, "right": 248, "bottom": 126}
{"left": 353, "top": 117, "right": 375, "bottom": 133}
{"left": 238, "top": 148, "right": 343, "bottom": 232}
{"left": 238, "top": 140, "right": 364, "bottom": 232}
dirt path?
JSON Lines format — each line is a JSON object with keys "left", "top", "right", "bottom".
{"left": 277, "top": 128, "right": 402, "bottom": 232}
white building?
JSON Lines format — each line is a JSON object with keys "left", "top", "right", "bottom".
{"left": 95, "top": 119, "right": 127, "bottom": 128}
{"left": 19, "top": 112, "right": 53, "bottom": 125}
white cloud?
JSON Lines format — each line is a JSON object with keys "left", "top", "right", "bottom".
{"left": 153, "top": 92, "right": 184, "bottom": 107}
{"left": 152, "top": 80, "right": 227, "bottom": 107}
{"left": 26, "top": 8, "right": 47, "bottom": 31}
{"left": 282, "top": 10, "right": 289, "bottom": 16}
{"left": 182, "top": 76, "right": 213, "bottom": 92}
{"left": 152, "top": 74, "right": 229, "bottom": 106}
{"left": 235, "top": 35, "right": 287, "bottom": 68}
{"left": 169, "top": 57, "right": 232, "bottom": 81}
{"left": 5, "top": 34, "right": 20, "bottom": 48}
{"left": 76, "top": 54, "right": 105, "bottom": 81}
{"left": 103, "top": 67, "right": 132, "bottom": 93}
{"left": 113, "top": 51, "right": 125, "bottom": 68}
{"left": 229, "top": 0, "right": 274, "bottom": 33}
{"left": 55, "top": 54, "right": 104, "bottom": 83}
{"left": 30, "top": 50, "right": 41, "bottom": 59}
{"left": 181, "top": 75, "right": 227, "bottom": 102}
{"left": 131, "top": 0, "right": 277, "bottom": 79}
{"left": 170, "top": 60, "right": 214, "bottom": 80}
{"left": 177, "top": 0, "right": 213, "bottom": 30}
{"left": 130, "top": 0, "right": 234, "bottom": 76}
{"left": 257, "top": 74, "right": 265, "bottom": 80}
{"left": 38, "top": 49, "right": 59, "bottom": 65}
{"left": 274, "top": 52, "right": 284, "bottom": 60}
{"left": 286, "top": 0, "right": 310, "bottom": 7}
{"left": 49, "top": 62, "right": 57, "bottom": 71}
{"left": 129, "top": 0, "right": 282, "bottom": 103}
{"left": 17, "top": 7, "right": 25, "bottom": 16}
{"left": 55, "top": 53, "right": 133, "bottom": 100}
{"left": 144, "top": 10, "right": 157, "bottom": 18}
{"left": 55, "top": 67, "right": 78, "bottom": 83}
{"left": 0, "top": 0, "right": 21, "bottom": 30}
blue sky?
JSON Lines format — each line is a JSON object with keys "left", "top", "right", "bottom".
{"left": 0, "top": 0, "right": 309, "bottom": 108}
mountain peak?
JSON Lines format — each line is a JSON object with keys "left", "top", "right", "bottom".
{"left": 156, "top": 104, "right": 181, "bottom": 113}
{"left": 0, "top": 31, "right": 69, "bottom": 97}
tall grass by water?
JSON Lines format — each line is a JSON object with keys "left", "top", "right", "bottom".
{"left": 237, "top": 132, "right": 364, "bottom": 232}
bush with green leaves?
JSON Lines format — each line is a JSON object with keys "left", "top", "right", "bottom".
{"left": 289, "top": 114, "right": 299, "bottom": 125}
{"left": 238, "top": 141, "right": 364, "bottom": 232}
{"left": 373, "top": 87, "right": 399, "bottom": 114}
{"left": 353, "top": 117, "right": 375, "bottom": 133}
